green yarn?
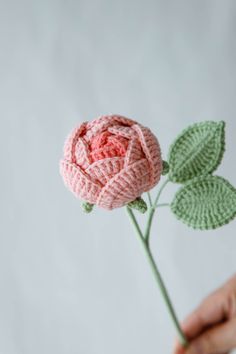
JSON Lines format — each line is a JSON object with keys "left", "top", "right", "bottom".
{"left": 127, "top": 197, "right": 148, "bottom": 213}
{"left": 171, "top": 175, "right": 236, "bottom": 230}
{"left": 80, "top": 120, "right": 236, "bottom": 231}
{"left": 82, "top": 202, "right": 94, "bottom": 213}
{"left": 168, "top": 121, "right": 225, "bottom": 183}
{"left": 162, "top": 160, "right": 170, "bottom": 175}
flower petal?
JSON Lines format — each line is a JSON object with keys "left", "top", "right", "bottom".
{"left": 96, "top": 159, "right": 150, "bottom": 209}
{"left": 90, "top": 146, "right": 120, "bottom": 161}
{"left": 85, "top": 157, "right": 124, "bottom": 186}
{"left": 75, "top": 138, "right": 91, "bottom": 169}
{"left": 125, "top": 138, "right": 145, "bottom": 166}
{"left": 133, "top": 124, "right": 162, "bottom": 187}
{"left": 108, "top": 125, "right": 137, "bottom": 139}
{"left": 60, "top": 160, "right": 102, "bottom": 204}
{"left": 85, "top": 115, "right": 137, "bottom": 141}
{"left": 63, "top": 122, "right": 87, "bottom": 163}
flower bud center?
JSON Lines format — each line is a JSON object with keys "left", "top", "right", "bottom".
{"left": 90, "top": 131, "right": 129, "bottom": 162}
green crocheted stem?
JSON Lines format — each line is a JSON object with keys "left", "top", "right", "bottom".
{"left": 145, "top": 179, "right": 170, "bottom": 242}
{"left": 127, "top": 197, "right": 148, "bottom": 214}
{"left": 82, "top": 201, "right": 94, "bottom": 213}
{"left": 126, "top": 205, "right": 189, "bottom": 348}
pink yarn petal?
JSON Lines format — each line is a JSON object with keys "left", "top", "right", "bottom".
{"left": 63, "top": 122, "right": 87, "bottom": 163}
{"left": 60, "top": 115, "right": 163, "bottom": 210}
{"left": 125, "top": 138, "right": 145, "bottom": 167}
{"left": 108, "top": 125, "right": 137, "bottom": 139}
{"left": 90, "top": 145, "right": 120, "bottom": 162}
{"left": 96, "top": 159, "right": 150, "bottom": 210}
{"left": 85, "top": 115, "right": 137, "bottom": 141}
{"left": 85, "top": 157, "right": 124, "bottom": 186}
{"left": 75, "top": 138, "right": 91, "bottom": 169}
{"left": 60, "top": 160, "right": 102, "bottom": 204}
{"left": 90, "top": 131, "right": 111, "bottom": 150}
{"left": 133, "top": 124, "right": 162, "bottom": 186}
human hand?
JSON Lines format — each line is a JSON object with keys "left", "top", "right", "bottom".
{"left": 173, "top": 274, "right": 236, "bottom": 354}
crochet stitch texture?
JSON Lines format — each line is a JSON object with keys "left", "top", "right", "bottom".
{"left": 171, "top": 175, "right": 236, "bottom": 229}
{"left": 60, "top": 115, "right": 163, "bottom": 209}
{"left": 168, "top": 121, "right": 225, "bottom": 183}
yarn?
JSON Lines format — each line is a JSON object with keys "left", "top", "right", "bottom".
{"left": 60, "top": 115, "right": 163, "bottom": 210}
{"left": 127, "top": 197, "right": 148, "bottom": 214}
{"left": 171, "top": 175, "right": 236, "bottom": 230}
{"left": 168, "top": 121, "right": 225, "bottom": 183}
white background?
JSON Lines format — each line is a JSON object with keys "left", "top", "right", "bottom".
{"left": 1, "top": 0, "right": 236, "bottom": 353}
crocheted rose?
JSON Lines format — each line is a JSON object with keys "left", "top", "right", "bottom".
{"left": 60, "top": 115, "right": 162, "bottom": 210}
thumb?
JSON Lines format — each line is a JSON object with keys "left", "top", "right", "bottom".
{"left": 184, "top": 317, "right": 236, "bottom": 354}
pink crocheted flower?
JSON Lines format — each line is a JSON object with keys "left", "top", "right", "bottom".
{"left": 60, "top": 115, "right": 162, "bottom": 210}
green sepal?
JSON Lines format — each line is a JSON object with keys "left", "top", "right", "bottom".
{"left": 162, "top": 160, "right": 170, "bottom": 175}
{"left": 168, "top": 121, "right": 225, "bottom": 183}
{"left": 171, "top": 175, "right": 236, "bottom": 230}
{"left": 82, "top": 201, "right": 94, "bottom": 213}
{"left": 127, "top": 197, "right": 148, "bottom": 214}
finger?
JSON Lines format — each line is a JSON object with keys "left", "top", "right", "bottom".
{"left": 172, "top": 340, "right": 230, "bottom": 354}
{"left": 172, "top": 340, "right": 186, "bottom": 354}
{"left": 180, "top": 287, "right": 229, "bottom": 340}
{"left": 184, "top": 317, "right": 236, "bottom": 354}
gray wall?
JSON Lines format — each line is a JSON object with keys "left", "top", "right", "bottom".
{"left": 1, "top": 0, "right": 236, "bottom": 353}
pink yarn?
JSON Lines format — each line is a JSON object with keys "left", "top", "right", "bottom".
{"left": 60, "top": 115, "right": 163, "bottom": 210}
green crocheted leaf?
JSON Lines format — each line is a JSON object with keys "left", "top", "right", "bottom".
{"left": 171, "top": 176, "right": 236, "bottom": 230}
{"left": 168, "top": 121, "right": 225, "bottom": 183}
{"left": 162, "top": 160, "right": 170, "bottom": 176}
{"left": 82, "top": 202, "right": 94, "bottom": 213}
{"left": 127, "top": 197, "right": 148, "bottom": 213}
